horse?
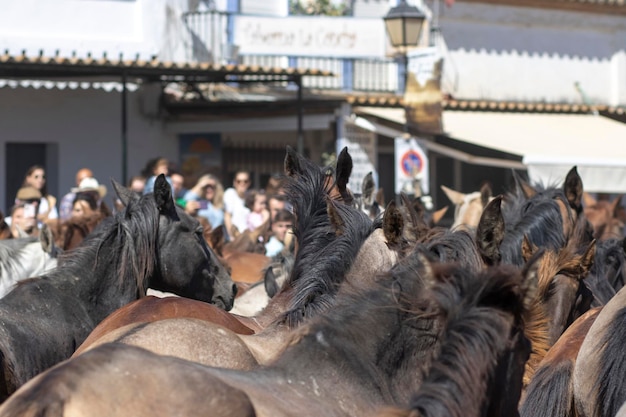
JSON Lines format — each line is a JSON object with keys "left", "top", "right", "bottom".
{"left": 229, "top": 251, "right": 294, "bottom": 316}
{"left": 476, "top": 166, "right": 592, "bottom": 268}
{"left": 352, "top": 171, "right": 385, "bottom": 220}
{"left": 0, "top": 251, "right": 539, "bottom": 417}
{"left": 441, "top": 182, "right": 493, "bottom": 230}
{"left": 584, "top": 237, "right": 626, "bottom": 307}
{"left": 56, "top": 212, "right": 108, "bottom": 251}
{"left": 573, "top": 282, "right": 626, "bottom": 417}
{"left": 519, "top": 307, "right": 602, "bottom": 417}
{"left": 582, "top": 192, "right": 624, "bottom": 241}
{"left": 0, "top": 175, "right": 236, "bottom": 401}
{"left": 71, "top": 146, "right": 408, "bottom": 370}
{"left": 0, "top": 226, "right": 60, "bottom": 298}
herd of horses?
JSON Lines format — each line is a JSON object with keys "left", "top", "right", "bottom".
{"left": 0, "top": 147, "right": 624, "bottom": 416}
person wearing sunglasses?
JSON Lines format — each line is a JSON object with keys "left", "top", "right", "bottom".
{"left": 223, "top": 171, "right": 251, "bottom": 240}
{"left": 20, "top": 165, "right": 58, "bottom": 222}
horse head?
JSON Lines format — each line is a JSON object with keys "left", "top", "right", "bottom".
{"left": 112, "top": 175, "right": 237, "bottom": 310}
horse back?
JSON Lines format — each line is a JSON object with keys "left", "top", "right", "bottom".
{"left": 0, "top": 279, "right": 94, "bottom": 400}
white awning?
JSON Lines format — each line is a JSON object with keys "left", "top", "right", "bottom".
{"left": 355, "top": 107, "right": 626, "bottom": 193}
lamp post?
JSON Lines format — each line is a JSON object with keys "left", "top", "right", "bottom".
{"left": 383, "top": 0, "right": 427, "bottom": 96}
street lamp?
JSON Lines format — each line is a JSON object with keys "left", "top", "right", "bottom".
{"left": 383, "top": 0, "right": 427, "bottom": 94}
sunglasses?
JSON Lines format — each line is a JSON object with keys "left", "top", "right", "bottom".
{"left": 204, "top": 183, "right": 216, "bottom": 189}
{"left": 33, "top": 175, "right": 46, "bottom": 179}
{"left": 235, "top": 179, "right": 250, "bottom": 184}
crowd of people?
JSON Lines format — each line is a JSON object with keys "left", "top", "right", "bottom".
{"left": 1, "top": 157, "right": 295, "bottom": 258}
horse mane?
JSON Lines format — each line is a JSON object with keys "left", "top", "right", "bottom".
{"left": 500, "top": 198, "right": 569, "bottom": 266}
{"left": 280, "top": 199, "right": 376, "bottom": 328}
{"left": 416, "top": 228, "right": 485, "bottom": 274}
{"left": 380, "top": 263, "right": 529, "bottom": 417}
{"left": 586, "top": 238, "right": 626, "bottom": 305}
{"left": 284, "top": 252, "right": 433, "bottom": 394}
{"left": 53, "top": 194, "right": 160, "bottom": 295}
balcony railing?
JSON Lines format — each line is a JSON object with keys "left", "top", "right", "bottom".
{"left": 182, "top": 10, "right": 400, "bottom": 94}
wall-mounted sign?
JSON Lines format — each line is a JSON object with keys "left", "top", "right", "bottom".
{"left": 234, "top": 15, "right": 386, "bottom": 58}
{"left": 394, "top": 137, "right": 429, "bottom": 195}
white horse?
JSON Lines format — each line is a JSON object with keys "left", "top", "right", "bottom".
{"left": 0, "top": 226, "right": 60, "bottom": 298}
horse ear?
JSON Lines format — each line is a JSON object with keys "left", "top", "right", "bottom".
{"left": 111, "top": 178, "right": 139, "bottom": 207}
{"left": 39, "top": 224, "right": 55, "bottom": 254}
{"left": 375, "top": 188, "right": 385, "bottom": 208}
{"left": 564, "top": 166, "right": 583, "bottom": 211}
{"left": 579, "top": 239, "right": 596, "bottom": 277}
{"left": 480, "top": 182, "right": 493, "bottom": 207}
{"left": 153, "top": 174, "right": 176, "bottom": 215}
{"left": 512, "top": 169, "right": 536, "bottom": 199}
{"left": 582, "top": 192, "right": 597, "bottom": 208}
{"left": 361, "top": 172, "right": 375, "bottom": 206}
{"left": 264, "top": 266, "right": 279, "bottom": 298}
{"left": 476, "top": 195, "right": 505, "bottom": 265}
{"left": 610, "top": 196, "right": 621, "bottom": 215}
{"left": 327, "top": 200, "right": 345, "bottom": 236}
{"left": 383, "top": 200, "right": 404, "bottom": 246}
{"left": 335, "top": 147, "right": 353, "bottom": 204}
{"left": 208, "top": 225, "right": 225, "bottom": 256}
{"left": 284, "top": 146, "right": 302, "bottom": 177}
{"left": 431, "top": 205, "right": 449, "bottom": 225}
{"left": 441, "top": 185, "right": 465, "bottom": 205}
{"left": 521, "top": 249, "right": 544, "bottom": 312}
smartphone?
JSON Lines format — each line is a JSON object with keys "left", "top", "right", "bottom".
{"left": 23, "top": 203, "right": 36, "bottom": 218}
{"left": 198, "top": 201, "right": 209, "bottom": 210}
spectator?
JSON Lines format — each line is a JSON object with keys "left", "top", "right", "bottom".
{"left": 223, "top": 170, "right": 251, "bottom": 240}
{"left": 59, "top": 168, "right": 96, "bottom": 221}
{"left": 170, "top": 171, "right": 187, "bottom": 207}
{"left": 143, "top": 157, "right": 172, "bottom": 195}
{"left": 5, "top": 186, "right": 43, "bottom": 237}
{"left": 264, "top": 209, "right": 295, "bottom": 257}
{"left": 267, "top": 193, "right": 287, "bottom": 223}
{"left": 71, "top": 192, "right": 100, "bottom": 219}
{"left": 183, "top": 174, "right": 225, "bottom": 230}
{"left": 20, "top": 165, "right": 58, "bottom": 221}
{"left": 265, "top": 173, "right": 285, "bottom": 196}
{"left": 245, "top": 189, "right": 269, "bottom": 232}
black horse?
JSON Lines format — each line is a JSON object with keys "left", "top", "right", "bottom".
{"left": 0, "top": 175, "right": 236, "bottom": 400}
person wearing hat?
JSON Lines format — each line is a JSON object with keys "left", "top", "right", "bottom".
{"left": 59, "top": 168, "right": 95, "bottom": 221}
{"left": 69, "top": 177, "right": 111, "bottom": 217}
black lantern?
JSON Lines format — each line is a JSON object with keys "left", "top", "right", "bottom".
{"left": 383, "top": 0, "right": 426, "bottom": 49}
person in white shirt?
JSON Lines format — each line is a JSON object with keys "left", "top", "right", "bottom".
{"left": 223, "top": 171, "right": 251, "bottom": 240}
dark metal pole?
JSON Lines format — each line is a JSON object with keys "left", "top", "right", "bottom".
{"left": 121, "top": 71, "right": 128, "bottom": 186}
{"left": 296, "top": 75, "right": 304, "bottom": 155}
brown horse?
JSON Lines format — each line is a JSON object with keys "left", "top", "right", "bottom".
{"left": 520, "top": 307, "right": 601, "bottom": 417}
{"left": 573, "top": 283, "right": 626, "bottom": 417}
{"left": 0, "top": 255, "right": 539, "bottom": 417}
{"left": 582, "top": 192, "right": 624, "bottom": 241}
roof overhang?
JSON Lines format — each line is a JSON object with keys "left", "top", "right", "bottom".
{"left": 0, "top": 53, "right": 334, "bottom": 83}
{"left": 356, "top": 107, "right": 626, "bottom": 193}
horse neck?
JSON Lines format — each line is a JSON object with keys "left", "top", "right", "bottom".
{"left": 51, "top": 225, "right": 151, "bottom": 324}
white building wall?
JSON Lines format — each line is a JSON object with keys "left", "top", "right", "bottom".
{"left": 439, "top": 3, "right": 626, "bottom": 104}
{"left": 0, "top": 86, "right": 174, "bottom": 212}
{"left": 0, "top": 0, "right": 192, "bottom": 62}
